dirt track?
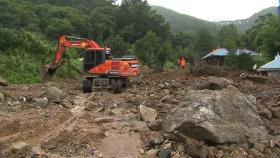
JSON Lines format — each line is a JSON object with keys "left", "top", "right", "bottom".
{"left": 1, "top": 69, "right": 280, "bottom": 158}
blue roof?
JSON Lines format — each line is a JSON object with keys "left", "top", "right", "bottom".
{"left": 202, "top": 48, "right": 258, "bottom": 59}
{"left": 259, "top": 55, "right": 280, "bottom": 71}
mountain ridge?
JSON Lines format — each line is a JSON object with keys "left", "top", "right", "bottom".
{"left": 152, "top": 5, "right": 279, "bottom": 33}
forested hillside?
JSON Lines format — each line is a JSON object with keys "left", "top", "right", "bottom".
{"left": 152, "top": 5, "right": 279, "bottom": 33}
{"left": 151, "top": 5, "right": 220, "bottom": 33}
{"left": 219, "top": 6, "right": 279, "bottom": 32}
{"left": 0, "top": 0, "right": 279, "bottom": 84}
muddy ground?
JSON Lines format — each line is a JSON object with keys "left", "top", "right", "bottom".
{"left": 0, "top": 68, "right": 280, "bottom": 158}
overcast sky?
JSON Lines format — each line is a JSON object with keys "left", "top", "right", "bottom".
{"left": 117, "top": 0, "right": 279, "bottom": 21}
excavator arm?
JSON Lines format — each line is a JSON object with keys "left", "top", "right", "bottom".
{"left": 43, "top": 35, "right": 101, "bottom": 81}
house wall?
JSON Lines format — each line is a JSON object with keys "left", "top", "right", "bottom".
{"left": 268, "top": 71, "right": 280, "bottom": 77}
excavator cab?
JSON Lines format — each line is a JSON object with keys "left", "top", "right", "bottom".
{"left": 83, "top": 49, "right": 106, "bottom": 72}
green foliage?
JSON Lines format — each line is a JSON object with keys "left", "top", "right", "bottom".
{"left": 164, "top": 60, "right": 177, "bottom": 70}
{"left": 243, "top": 14, "right": 280, "bottom": 60}
{"left": 116, "top": 0, "right": 170, "bottom": 43}
{"left": 134, "top": 31, "right": 161, "bottom": 68}
{"left": 106, "top": 35, "right": 129, "bottom": 57}
{"left": 134, "top": 31, "right": 174, "bottom": 70}
{"left": 225, "top": 53, "right": 256, "bottom": 71}
{"left": 193, "top": 29, "right": 217, "bottom": 57}
{"left": 0, "top": 31, "right": 82, "bottom": 83}
{"left": 218, "top": 24, "right": 239, "bottom": 50}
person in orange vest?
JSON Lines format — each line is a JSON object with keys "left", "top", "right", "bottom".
{"left": 180, "top": 57, "right": 186, "bottom": 69}
{"left": 177, "top": 58, "right": 181, "bottom": 68}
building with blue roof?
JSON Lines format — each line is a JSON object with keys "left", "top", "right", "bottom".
{"left": 258, "top": 54, "right": 280, "bottom": 77}
{"left": 202, "top": 48, "right": 258, "bottom": 66}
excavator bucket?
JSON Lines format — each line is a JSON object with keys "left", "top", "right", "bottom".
{"left": 41, "top": 62, "right": 59, "bottom": 82}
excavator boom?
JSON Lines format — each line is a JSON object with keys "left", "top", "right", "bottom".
{"left": 43, "top": 35, "right": 104, "bottom": 81}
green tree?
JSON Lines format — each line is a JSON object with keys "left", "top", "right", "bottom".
{"left": 243, "top": 14, "right": 280, "bottom": 59}
{"left": 106, "top": 35, "right": 129, "bottom": 57}
{"left": 115, "top": 0, "right": 170, "bottom": 43}
{"left": 218, "top": 24, "right": 239, "bottom": 50}
{"left": 193, "top": 29, "right": 217, "bottom": 57}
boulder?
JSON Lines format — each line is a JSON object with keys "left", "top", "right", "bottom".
{"left": 0, "top": 77, "right": 9, "bottom": 87}
{"left": 46, "top": 87, "right": 65, "bottom": 104}
{"left": 246, "top": 95, "right": 257, "bottom": 105}
{"left": 85, "top": 101, "right": 99, "bottom": 111}
{"left": 158, "top": 84, "right": 165, "bottom": 89}
{"left": 148, "top": 119, "right": 163, "bottom": 131}
{"left": 198, "top": 76, "right": 233, "bottom": 90}
{"left": 170, "top": 81, "right": 183, "bottom": 89}
{"left": 259, "top": 108, "right": 273, "bottom": 120}
{"left": 34, "top": 97, "right": 48, "bottom": 107}
{"left": 164, "top": 89, "right": 267, "bottom": 144}
{"left": 247, "top": 149, "right": 265, "bottom": 158}
{"left": 270, "top": 107, "right": 280, "bottom": 119}
{"left": 174, "top": 131, "right": 208, "bottom": 158}
{"left": 139, "top": 105, "right": 157, "bottom": 122}
{"left": 146, "top": 149, "right": 159, "bottom": 157}
{"left": 149, "top": 131, "right": 164, "bottom": 145}
{"left": 159, "top": 149, "right": 171, "bottom": 158}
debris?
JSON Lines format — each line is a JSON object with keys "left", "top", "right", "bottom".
{"left": 139, "top": 105, "right": 157, "bottom": 122}
{"left": 246, "top": 95, "right": 257, "bottom": 105}
{"left": 94, "top": 117, "right": 114, "bottom": 124}
{"left": 270, "top": 107, "right": 280, "bottom": 119}
{"left": 247, "top": 149, "right": 265, "bottom": 158}
{"left": 146, "top": 149, "right": 159, "bottom": 157}
{"left": 240, "top": 73, "right": 268, "bottom": 83}
{"left": 259, "top": 108, "right": 273, "bottom": 120}
{"left": 162, "top": 142, "right": 172, "bottom": 150}
{"left": 12, "top": 142, "right": 27, "bottom": 150}
{"left": 254, "top": 142, "right": 265, "bottom": 152}
{"left": 198, "top": 76, "right": 233, "bottom": 90}
{"left": 85, "top": 102, "right": 99, "bottom": 111}
{"left": 149, "top": 131, "right": 164, "bottom": 145}
{"left": 159, "top": 149, "right": 171, "bottom": 158}
{"left": 34, "top": 97, "right": 48, "bottom": 107}
{"left": 0, "top": 93, "right": 4, "bottom": 102}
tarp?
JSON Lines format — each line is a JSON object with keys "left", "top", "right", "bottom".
{"left": 259, "top": 55, "right": 280, "bottom": 71}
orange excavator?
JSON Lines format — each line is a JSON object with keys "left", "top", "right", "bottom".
{"left": 43, "top": 35, "right": 139, "bottom": 93}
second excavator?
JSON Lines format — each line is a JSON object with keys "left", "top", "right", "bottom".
{"left": 43, "top": 35, "right": 139, "bottom": 93}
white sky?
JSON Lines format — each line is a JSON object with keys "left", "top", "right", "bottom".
{"left": 117, "top": 0, "right": 278, "bottom": 21}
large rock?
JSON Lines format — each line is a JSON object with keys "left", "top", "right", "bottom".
{"left": 0, "top": 77, "right": 9, "bottom": 87}
{"left": 198, "top": 76, "right": 233, "bottom": 90}
{"left": 139, "top": 105, "right": 157, "bottom": 122}
{"left": 164, "top": 89, "right": 267, "bottom": 144}
{"left": 46, "top": 87, "right": 65, "bottom": 104}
